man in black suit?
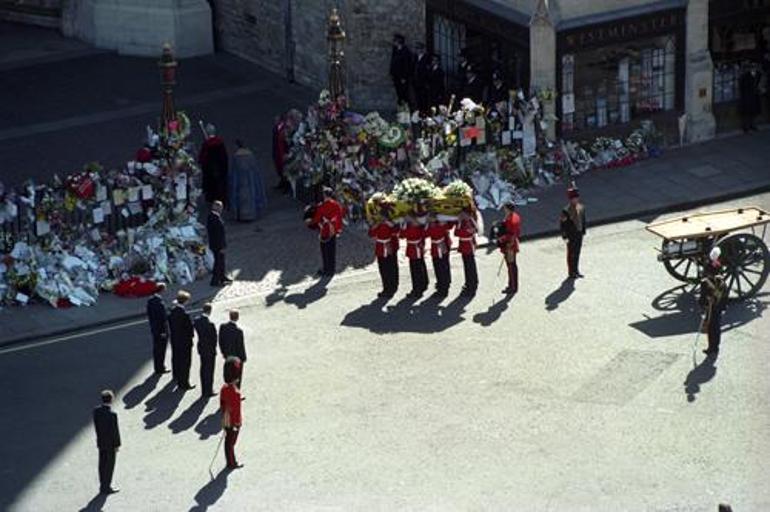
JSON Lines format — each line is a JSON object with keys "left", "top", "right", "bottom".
{"left": 412, "top": 41, "right": 431, "bottom": 114}
{"left": 390, "top": 33, "right": 413, "bottom": 108}
{"left": 93, "top": 390, "right": 121, "bottom": 495}
{"left": 146, "top": 282, "right": 170, "bottom": 375}
{"left": 194, "top": 302, "right": 218, "bottom": 398}
{"left": 207, "top": 200, "right": 231, "bottom": 287}
{"left": 219, "top": 309, "right": 247, "bottom": 385}
{"left": 168, "top": 290, "right": 195, "bottom": 390}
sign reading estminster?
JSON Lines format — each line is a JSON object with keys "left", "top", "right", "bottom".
{"left": 559, "top": 9, "right": 685, "bottom": 51}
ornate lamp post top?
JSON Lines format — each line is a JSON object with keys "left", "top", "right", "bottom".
{"left": 326, "top": 8, "right": 347, "bottom": 101}
{"left": 158, "top": 43, "right": 178, "bottom": 132}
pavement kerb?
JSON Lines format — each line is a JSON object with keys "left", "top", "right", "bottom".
{"left": 3, "top": 181, "right": 770, "bottom": 350}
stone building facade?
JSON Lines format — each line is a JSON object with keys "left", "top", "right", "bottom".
{"left": 210, "top": 0, "right": 425, "bottom": 111}
{"left": 4, "top": 0, "right": 770, "bottom": 140}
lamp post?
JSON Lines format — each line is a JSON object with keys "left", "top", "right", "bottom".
{"left": 158, "top": 43, "right": 178, "bottom": 133}
{"left": 327, "top": 7, "right": 346, "bottom": 100}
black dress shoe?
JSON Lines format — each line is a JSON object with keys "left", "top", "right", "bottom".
{"left": 100, "top": 487, "right": 120, "bottom": 495}
{"left": 575, "top": 272, "right": 585, "bottom": 278}
{"left": 702, "top": 349, "right": 719, "bottom": 356}
{"left": 180, "top": 384, "right": 196, "bottom": 391}
{"left": 227, "top": 463, "right": 244, "bottom": 470}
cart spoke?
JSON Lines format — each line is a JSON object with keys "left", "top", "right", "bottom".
{"left": 683, "top": 260, "right": 692, "bottom": 279}
{"left": 734, "top": 273, "right": 743, "bottom": 296}
{"left": 671, "top": 258, "right": 686, "bottom": 272}
{"left": 738, "top": 269, "right": 757, "bottom": 289}
{"left": 742, "top": 267, "right": 762, "bottom": 275}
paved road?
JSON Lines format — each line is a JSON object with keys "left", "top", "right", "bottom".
{"left": 2, "top": 193, "right": 768, "bottom": 511}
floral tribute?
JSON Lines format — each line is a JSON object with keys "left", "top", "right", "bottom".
{"left": 0, "top": 113, "right": 211, "bottom": 308}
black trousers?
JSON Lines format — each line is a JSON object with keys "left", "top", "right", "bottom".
{"left": 394, "top": 79, "right": 410, "bottom": 106}
{"left": 224, "top": 427, "right": 240, "bottom": 467}
{"left": 199, "top": 355, "right": 215, "bottom": 395}
{"left": 432, "top": 255, "right": 451, "bottom": 294}
{"left": 377, "top": 254, "right": 398, "bottom": 294}
{"left": 506, "top": 256, "right": 519, "bottom": 293}
{"left": 567, "top": 235, "right": 583, "bottom": 276}
{"left": 152, "top": 333, "right": 168, "bottom": 373}
{"left": 320, "top": 238, "right": 336, "bottom": 276}
{"left": 172, "top": 342, "right": 193, "bottom": 387}
{"left": 462, "top": 254, "right": 478, "bottom": 294}
{"left": 706, "top": 309, "right": 723, "bottom": 353}
{"left": 98, "top": 449, "right": 116, "bottom": 491}
{"left": 211, "top": 250, "right": 226, "bottom": 284}
{"left": 409, "top": 258, "right": 429, "bottom": 294}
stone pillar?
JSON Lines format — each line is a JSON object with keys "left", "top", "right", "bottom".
{"left": 529, "top": 0, "right": 557, "bottom": 139}
{"left": 63, "top": 0, "right": 213, "bottom": 58}
{"left": 684, "top": 0, "right": 716, "bottom": 142}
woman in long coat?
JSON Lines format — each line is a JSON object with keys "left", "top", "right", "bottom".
{"left": 228, "top": 139, "right": 267, "bottom": 221}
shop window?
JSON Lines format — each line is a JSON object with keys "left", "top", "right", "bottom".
{"left": 561, "top": 34, "right": 678, "bottom": 133}
{"left": 713, "top": 62, "right": 740, "bottom": 103}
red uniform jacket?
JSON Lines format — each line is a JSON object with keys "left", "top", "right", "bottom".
{"left": 368, "top": 222, "right": 399, "bottom": 259}
{"left": 400, "top": 223, "right": 427, "bottom": 260}
{"left": 312, "top": 199, "right": 345, "bottom": 241}
{"left": 220, "top": 383, "right": 242, "bottom": 427}
{"left": 454, "top": 217, "right": 477, "bottom": 255}
{"left": 499, "top": 212, "right": 521, "bottom": 254}
{"left": 426, "top": 222, "right": 453, "bottom": 259}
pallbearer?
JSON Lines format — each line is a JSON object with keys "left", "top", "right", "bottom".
{"left": 368, "top": 211, "right": 400, "bottom": 298}
{"left": 455, "top": 207, "right": 478, "bottom": 297}
{"left": 401, "top": 215, "right": 429, "bottom": 298}
{"left": 560, "top": 185, "right": 587, "bottom": 279}
{"left": 311, "top": 187, "right": 345, "bottom": 277}
{"left": 427, "top": 214, "right": 452, "bottom": 298}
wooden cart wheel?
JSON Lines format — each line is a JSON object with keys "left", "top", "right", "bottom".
{"left": 717, "top": 233, "right": 770, "bottom": 300}
{"left": 661, "top": 240, "right": 702, "bottom": 283}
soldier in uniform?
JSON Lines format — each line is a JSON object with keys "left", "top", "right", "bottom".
{"left": 498, "top": 202, "right": 521, "bottom": 295}
{"left": 368, "top": 213, "right": 399, "bottom": 298}
{"left": 310, "top": 187, "right": 345, "bottom": 277}
{"left": 560, "top": 186, "right": 587, "bottom": 279}
{"left": 454, "top": 207, "right": 479, "bottom": 297}
{"left": 426, "top": 214, "right": 453, "bottom": 298}
{"left": 390, "top": 34, "right": 413, "bottom": 108}
{"left": 194, "top": 303, "right": 218, "bottom": 398}
{"left": 401, "top": 215, "right": 429, "bottom": 298}
{"left": 700, "top": 247, "right": 728, "bottom": 356}
{"left": 146, "top": 283, "right": 169, "bottom": 375}
{"left": 168, "top": 290, "right": 195, "bottom": 390}
{"left": 220, "top": 357, "right": 244, "bottom": 469}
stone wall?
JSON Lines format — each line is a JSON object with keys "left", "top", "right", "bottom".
{"left": 213, "top": 0, "right": 425, "bottom": 111}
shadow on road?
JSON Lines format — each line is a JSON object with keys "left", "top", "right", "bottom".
{"left": 544, "top": 278, "right": 575, "bottom": 311}
{"left": 78, "top": 492, "right": 108, "bottom": 512}
{"left": 189, "top": 468, "right": 230, "bottom": 512}
{"left": 169, "top": 396, "right": 209, "bottom": 434}
{"left": 629, "top": 285, "right": 768, "bottom": 339}
{"left": 684, "top": 354, "right": 718, "bottom": 402}
{"left": 473, "top": 294, "right": 514, "bottom": 327}
{"left": 122, "top": 372, "right": 161, "bottom": 410}
{"left": 283, "top": 276, "right": 331, "bottom": 309}
{"left": 195, "top": 410, "right": 222, "bottom": 440}
{"left": 143, "top": 380, "right": 185, "bottom": 429}
{"left": 340, "top": 293, "right": 472, "bottom": 334}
